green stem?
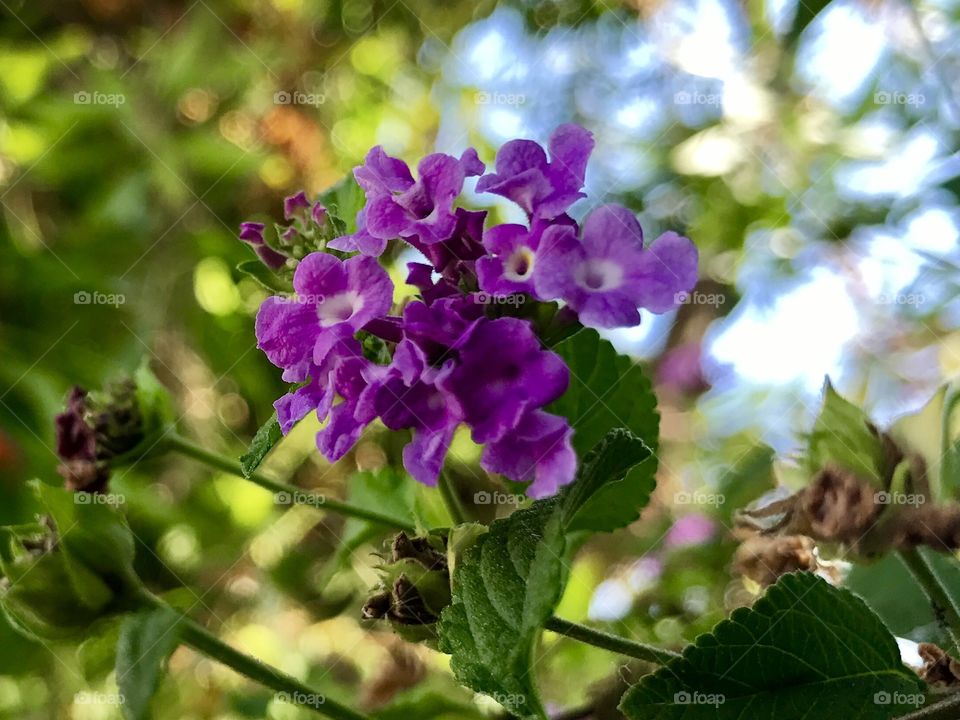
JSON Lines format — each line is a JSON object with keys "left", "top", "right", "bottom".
{"left": 896, "top": 693, "right": 960, "bottom": 720}
{"left": 544, "top": 616, "right": 680, "bottom": 666}
{"left": 166, "top": 434, "right": 415, "bottom": 533}
{"left": 141, "top": 594, "right": 369, "bottom": 720}
{"left": 898, "top": 548, "right": 960, "bottom": 653}
{"left": 437, "top": 469, "right": 469, "bottom": 525}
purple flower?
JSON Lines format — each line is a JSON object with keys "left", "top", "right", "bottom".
{"left": 239, "top": 222, "right": 286, "bottom": 269}
{"left": 330, "top": 147, "right": 484, "bottom": 256}
{"left": 407, "top": 208, "right": 487, "bottom": 285}
{"left": 356, "top": 299, "right": 573, "bottom": 492}
{"left": 358, "top": 337, "right": 461, "bottom": 486}
{"left": 271, "top": 325, "right": 373, "bottom": 462}
{"left": 481, "top": 409, "right": 576, "bottom": 498}
{"left": 441, "top": 317, "right": 569, "bottom": 443}
{"left": 534, "top": 204, "right": 698, "bottom": 329}
{"left": 476, "top": 215, "right": 576, "bottom": 299}
{"left": 356, "top": 298, "right": 480, "bottom": 485}
{"left": 255, "top": 252, "right": 393, "bottom": 381}
{"left": 476, "top": 124, "right": 594, "bottom": 220}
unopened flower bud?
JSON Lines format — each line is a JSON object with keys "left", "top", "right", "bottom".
{"left": 54, "top": 362, "right": 174, "bottom": 494}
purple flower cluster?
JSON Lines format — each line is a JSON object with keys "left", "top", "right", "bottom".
{"left": 249, "top": 124, "right": 698, "bottom": 498}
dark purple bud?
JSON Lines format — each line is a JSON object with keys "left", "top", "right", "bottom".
{"left": 311, "top": 202, "right": 328, "bottom": 226}
{"left": 283, "top": 191, "right": 310, "bottom": 220}
{"left": 239, "top": 222, "right": 286, "bottom": 269}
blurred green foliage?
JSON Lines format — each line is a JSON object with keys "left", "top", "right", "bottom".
{"left": 2, "top": 0, "right": 959, "bottom": 718}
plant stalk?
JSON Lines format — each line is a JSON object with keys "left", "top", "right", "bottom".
{"left": 166, "top": 434, "right": 415, "bottom": 532}
{"left": 437, "top": 469, "right": 469, "bottom": 525}
{"left": 896, "top": 693, "right": 960, "bottom": 720}
{"left": 544, "top": 616, "right": 680, "bottom": 666}
{"left": 142, "top": 595, "right": 369, "bottom": 720}
{"left": 898, "top": 547, "right": 960, "bottom": 653}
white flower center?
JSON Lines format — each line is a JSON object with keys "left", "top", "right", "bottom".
{"left": 504, "top": 247, "right": 536, "bottom": 282}
{"left": 575, "top": 259, "right": 623, "bottom": 292}
{"left": 316, "top": 292, "right": 362, "bottom": 327}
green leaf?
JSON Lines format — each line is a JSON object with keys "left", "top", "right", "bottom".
{"left": 807, "top": 379, "right": 884, "bottom": 485}
{"left": 0, "top": 483, "right": 143, "bottom": 640}
{"left": 785, "top": 0, "right": 833, "bottom": 47}
{"left": 318, "top": 174, "right": 365, "bottom": 236}
{"left": 237, "top": 259, "right": 291, "bottom": 294}
{"left": 620, "top": 572, "right": 925, "bottom": 720}
{"left": 560, "top": 428, "right": 652, "bottom": 532}
{"left": 548, "top": 329, "right": 660, "bottom": 531}
{"left": 339, "top": 468, "right": 420, "bottom": 562}
{"left": 116, "top": 606, "right": 183, "bottom": 720}
{"left": 239, "top": 413, "right": 283, "bottom": 478}
{"left": 437, "top": 499, "right": 567, "bottom": 719}
{"left": 34, "top": 481, "right": 140, "bottom": 589}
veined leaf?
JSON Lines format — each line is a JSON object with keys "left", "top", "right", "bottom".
{"left": 117, "top": 606, "right": 183, "bottom": 720}
{"left": 560, "top": 428, "right": 652, "bottom": 531}
{"left": 620, "top": 572, "right": 925, "bottom": 720}
{"left": 807, "top": 379, "right": 884, "bottom": 486}
{"left": 239, "top": 413, "right": 283, "bottom": 478}
{"left": 549, "top": 329, "right": 659, "bottom": 531}
{"left": 437, "top": 499, "right": 567, "bottom": 719}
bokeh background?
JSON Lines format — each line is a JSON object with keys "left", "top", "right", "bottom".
{"left": 1, "top": 0, "right": 959, "bottom": 717}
